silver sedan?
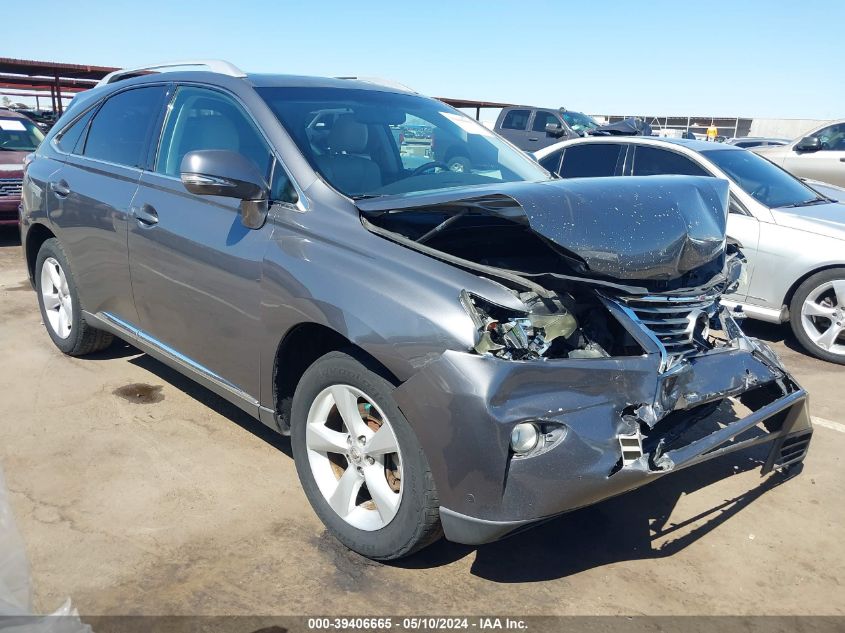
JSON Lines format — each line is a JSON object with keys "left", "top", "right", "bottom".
{"left": 534, "top": 136, "right": 845, "bottom": 364}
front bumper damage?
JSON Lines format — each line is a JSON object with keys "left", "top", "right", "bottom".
{"left": 393, "top": 339, "right": 812, "bottom": 546}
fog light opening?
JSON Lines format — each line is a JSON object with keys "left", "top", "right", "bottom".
{"left": 510, "top": 422, "right": 540, "bottom": 454}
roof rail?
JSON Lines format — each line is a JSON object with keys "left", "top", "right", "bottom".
{"left": 335, "top": 76, "right": 416, "bottom": 93}
{"left": 96, "top": 60, "right": 247, "bottom": 87}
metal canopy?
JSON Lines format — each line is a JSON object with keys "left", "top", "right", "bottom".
{"left": 0, "top": 57, "right": 117, "bottom": 114}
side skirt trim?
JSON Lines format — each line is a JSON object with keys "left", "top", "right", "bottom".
{"left": 86, "top": 310, "right": 263, "bottom": 419}
{"left": 721, "top": 299, "right": 787, "bottom": 324}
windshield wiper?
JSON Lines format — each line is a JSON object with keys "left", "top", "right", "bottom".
{"left": 350, "top": 194, "right": 382, "bottom": 200}
{"left": 777, "top": 197, "right": 829, "bottom": 209}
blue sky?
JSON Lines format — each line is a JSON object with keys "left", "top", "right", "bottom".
{"left": 6, "top": 0, "right": 844, "bottom": 119}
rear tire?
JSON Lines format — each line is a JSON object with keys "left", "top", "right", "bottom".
{"left": 789, "top": 268, "right": 845, "bottom": 365}
{"left": 290, "top": 350, "right": 442, "bottom": 560}
{"left": 35, "top": 238, "right": 113, "bottom": 356}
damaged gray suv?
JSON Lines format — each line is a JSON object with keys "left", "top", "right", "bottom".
{"left": 21, "top": 61, "right": 813, "bottom": 559}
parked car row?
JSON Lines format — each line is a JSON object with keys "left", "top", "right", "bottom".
{"left": 18, "top": 60, "right": 814, "bottom": 561}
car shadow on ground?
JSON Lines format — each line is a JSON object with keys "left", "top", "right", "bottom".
{"left": 127, "top": 352, "right": 292, "bottom": 458}
{"left": 395, "top": 449, "right": 798, "bottom": 581}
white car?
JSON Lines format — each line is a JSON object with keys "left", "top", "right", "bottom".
{"left": 535, "top": 136, "right": 845, "bottom": 364}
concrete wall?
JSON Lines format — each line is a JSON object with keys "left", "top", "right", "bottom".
{"left": 748, "top": 118, "right": 831, "bottom": 140}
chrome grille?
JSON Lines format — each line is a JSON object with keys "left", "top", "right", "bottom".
{"left": 0, "top": 178, "right": 23, "bottom": 197}
{"left": 618, "top": 294, "right": 717, "bottom": 361}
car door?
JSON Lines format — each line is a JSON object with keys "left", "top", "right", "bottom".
{"left": 781, "top": 122, "right": 845, "bottom": 187}
{"left": 629, "top": 144, "right": 759, "bottom": 301}
{"left": 496, "top": 108, "right": 533, "bottom": 149}
{"left": 127, "top": 84, "right": 286, "bottom": 402}
{"left": 49, "top": 84, "right": 168, "bottom": 324}
{"left": 528, "top": 110, "right": 566, "bottom": 150}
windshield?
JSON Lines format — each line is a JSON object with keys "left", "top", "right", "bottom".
{"left": 561, "top": 111, "right": 599, "bottom": 133}
{"left": 257, "top": 87, "right": 550, "bottom": 198}
{"left": 702, "top": 148, "right": 824, "bottom": 209}
{"left": 0, "top": 116, "right": 44, "bottom": 152}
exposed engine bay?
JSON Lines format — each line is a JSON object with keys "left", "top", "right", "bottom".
{"left": 358, "top": 176, "right": 745, "bottom": 367}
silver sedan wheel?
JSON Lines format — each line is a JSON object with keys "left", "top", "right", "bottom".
{"left": 800, "top": 279, "right": 845, "bottom": 357}
{"left": 40, "top": 257, "right": 73, "bottom": 340}
{"left": 305, "top": 384, "right": 403, "bottom": 531}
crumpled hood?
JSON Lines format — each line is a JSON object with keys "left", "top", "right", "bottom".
{"left": 358, "top": 175, "right": 730, "bottom": 282}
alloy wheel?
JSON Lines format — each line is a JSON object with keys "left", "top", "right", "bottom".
{"left": 40, "top": 257, "right": 73, "bottom": 340}
{"left": 305, "top": 384, "right": 403, "bottom": 531}
{"left": 800, "top": 279, "right": 845, "bottom": 357}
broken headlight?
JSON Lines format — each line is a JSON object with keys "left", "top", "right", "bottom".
{"left": 459, "top": 290, "right": 605, "bottom": 360}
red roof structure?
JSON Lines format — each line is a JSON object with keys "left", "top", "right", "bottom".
{"left": 0, "top": 57, "right": 118, "bottom": 113}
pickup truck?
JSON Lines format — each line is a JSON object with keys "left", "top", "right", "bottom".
{"left": 493, "top": 106, "right": 600, "bottom": 151}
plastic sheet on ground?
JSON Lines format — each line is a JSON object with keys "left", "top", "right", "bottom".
{"left": 0, "top": 464, "right": 91, "bottom": 632}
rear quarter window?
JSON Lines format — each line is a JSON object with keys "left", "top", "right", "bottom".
{"left": 55, "top": 108, "right": 96, "bottom": 154}
{"left": 539, "top": 150, "right": 562, "bottom": 174}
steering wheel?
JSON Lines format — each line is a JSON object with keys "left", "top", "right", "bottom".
{"left": 409, "top": 161, "right": 451, "bottom": 176}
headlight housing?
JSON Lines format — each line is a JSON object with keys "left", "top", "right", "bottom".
{"left": 459, "top": 290, "right": 607, "bottom": 360}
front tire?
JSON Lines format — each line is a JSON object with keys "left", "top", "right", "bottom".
{"left": 290, "top": 350, "right": 442, "bottom": 560}
{"left": 789, "top": 268, "right": 845, "bottom": 365}
{"left": 35, "top": 238, "right": 113, "bottom": 356}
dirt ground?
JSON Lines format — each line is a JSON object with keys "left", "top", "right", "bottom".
{"left": 1, "top": 225, "right": 843, "bottom": 616}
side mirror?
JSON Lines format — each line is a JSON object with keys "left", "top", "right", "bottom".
{"left": 180, "top": 150, "right": 270, "bottom": 229}
{"left": 794, "top": 136, "right": 822, "bottom": 153}
{"left": 545, "top": 123, "right": 565, "bottom": 137}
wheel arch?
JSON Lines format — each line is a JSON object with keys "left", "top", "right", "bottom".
{"left": 24, "top": 222, "right": 56, "bottom": 287}
{"left": 783, "top": 263, "right": 845, "bottom": 320}
{"left": 271, "top": 322, "right": 401, "bottom": 433}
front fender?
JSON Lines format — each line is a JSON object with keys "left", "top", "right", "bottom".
{"left": 257, "top": 203, "right": 526, "bottom": 409}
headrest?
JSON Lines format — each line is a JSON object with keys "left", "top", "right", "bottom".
{"left": 328, "top": 116, "right": 368, "bottom": 153}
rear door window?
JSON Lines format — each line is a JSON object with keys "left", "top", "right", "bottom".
{"left": 501, "top": 109, "right": 530, "bottom": 131}
{"left": 83, "top": 86, "right": 166, "bottom": 168}
{"left": 559, "top": 143, "right": 623, "bottom": 178}
{"left": 632, "top": 146, "right": 709, "bottom": 176}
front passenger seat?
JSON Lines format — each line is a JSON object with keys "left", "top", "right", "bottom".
{"left": 317, "top": 116, "right": 382, "bottom": 195}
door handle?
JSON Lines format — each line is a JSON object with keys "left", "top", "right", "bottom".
{"left": 50, "top": 180, "right": 71, "bottom": 198}
{"left": 528, "top": 137, "right": 539, "bottom": 141}
{"left": 133, "top": 204, "right": 159, "bottom": 226}
{"left": 839, "top": 157, "right": 845, "bottom": 162}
